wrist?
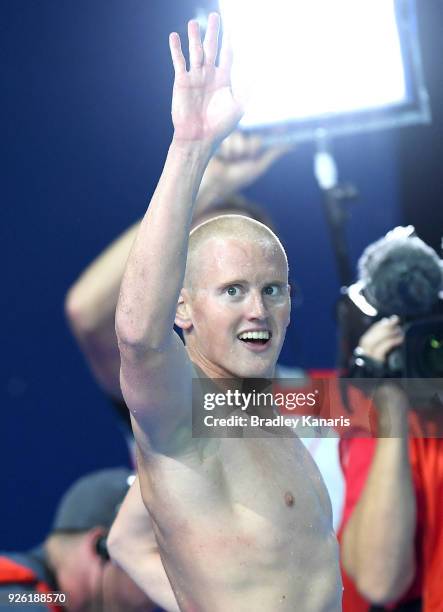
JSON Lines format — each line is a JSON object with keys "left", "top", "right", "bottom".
{"left": 373, "top": 384, "right": 410, "bottom": 436}
{"left": 350, "top": 346, "right": 386, "bottom": 378}
{"left": 170, "top": 135, "right": 214, "bottom": 161}
{"left": 167, "top": 139, "right": 214, "bottom": 195}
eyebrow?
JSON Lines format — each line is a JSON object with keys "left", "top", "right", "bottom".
{"left": 219, "top": 279, "right": 248, "bottom": 286}
{"left": 218, "top": 280, "right": 287, "bottom": 288}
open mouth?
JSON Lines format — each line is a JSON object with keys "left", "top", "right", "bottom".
{"left": 237, "top": 330, "right": 272, "bottom": 346}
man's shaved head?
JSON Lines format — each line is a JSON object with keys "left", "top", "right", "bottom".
{"left": 184, "top": 215, "right": 288, "bottom": 291}
{"left": 177, "top": 214, "right": 291, "bottom": 379}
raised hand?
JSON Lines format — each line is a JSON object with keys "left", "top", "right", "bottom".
{"left": 198, "top": 131, "right": 293, "bottom": 205}
{"left": 169, "top": 13, "right": 243, "bottom": 147}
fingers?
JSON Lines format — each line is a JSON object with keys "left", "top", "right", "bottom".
{"left": 169, "top": 32, "right": 186, "bottom": 74}
{"left": 376, "top": 316, "right": 404, "bottom": 342}
{"left": 172, "top": 13, "right": 224, "bottom": 72}
{"left": 359, "top": 316, "right": 404, "bottom": 362}
{"left": 385, "top": 315, "right": 400, "bottom": 325}
{"left": 373, "top": 335, "right": 404, "bottom": 362}
{"left": 258, "top": 143, "right": 294, "bottom": 168}
{"left": 218, "top": 131, "right": 261, "bottom": 161}
{"left": 366, "top": 316, "right": 402, "bottom": 338}
{"left": 217, "top": 131, "right": 292, "bottom": 169}
{"left": 203, "top": 13, "right": 220, "bottom": 65}
{"left": 188, "top": 20, "right": 204, "bottom": 69}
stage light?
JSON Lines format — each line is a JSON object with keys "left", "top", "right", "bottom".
{"left": 218, "top": 0, "right": 430, "bottom": 143}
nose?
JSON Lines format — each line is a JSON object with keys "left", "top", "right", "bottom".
{"left": 246, "top": 291, "right": 268, "bottom": 320}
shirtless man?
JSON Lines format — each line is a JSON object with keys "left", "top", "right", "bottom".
{"left": 114, "top": 13, "right": 341, "bottom": 611}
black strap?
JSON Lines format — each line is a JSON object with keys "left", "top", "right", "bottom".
{"left": 370, "top": 599, "right": 421, "bottom": 612}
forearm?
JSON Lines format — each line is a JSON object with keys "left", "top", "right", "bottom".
{"left": 65, "top": 222, "right": 141, "bottom": 398}
{"left": 116, "top": 139, "right": 212, "bottom": 350}
{"left": 342, "top": 433, "right": 416, "bottom": 603}
{"left": 66, "top": 222, "right": 140, "bottom": 331}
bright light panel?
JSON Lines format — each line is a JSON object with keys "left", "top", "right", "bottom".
{"left": 219, "top": 0, "right": 408, "bottom": 128}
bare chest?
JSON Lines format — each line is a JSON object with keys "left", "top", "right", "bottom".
{"left": 145, "top": 435, "right": 332, "bottom": 556}
{"left": 144, "top": 434, "right": 340, "bottom": 612}
{"left": 220, "top": 436, "right": 332, "bottom": 533}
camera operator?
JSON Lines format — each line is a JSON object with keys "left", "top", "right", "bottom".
{"left": 337, "top": 227, "right": 443, "bottom": 612}
{"left": 338, "top": 226, "right": 443, "bottom": 380}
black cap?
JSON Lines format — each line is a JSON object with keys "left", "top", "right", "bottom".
{"left": 51, "top": 468, "right": 133, "bottom": 533}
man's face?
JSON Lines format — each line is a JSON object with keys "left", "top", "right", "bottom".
{"left": 185, "top": 236, "right": 290, "bottom": 379}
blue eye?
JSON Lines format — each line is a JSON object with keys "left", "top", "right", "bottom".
{"left": 263, "top": 285, "right": 279, "bottom": 296}
{"left": 226, "top": 286, "right": 240, "bottom": 296}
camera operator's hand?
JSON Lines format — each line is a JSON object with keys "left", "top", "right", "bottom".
{"left": 358, "top": 315, "right": 404, "bottom": 363}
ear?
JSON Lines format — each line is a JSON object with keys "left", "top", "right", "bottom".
{"left": 84, "top": 527, "right": 108, "bottom": 563}
{"left": 175, "top": 290, "right": 193, "bottom": 331}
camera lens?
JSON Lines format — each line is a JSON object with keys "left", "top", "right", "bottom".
{"left": 420, "top": 334, "right": 443, "bottom": 377}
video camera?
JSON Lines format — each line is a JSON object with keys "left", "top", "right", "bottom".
{"left": 347, "top": 283, "right": 443, "bottom": 380}
{"left": 387, "top": 314, "right": 443, "bottom": 378}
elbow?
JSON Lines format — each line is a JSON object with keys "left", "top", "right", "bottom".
{"left": 115, "top": 310, "right": 169, "bottom": 354}
{"left": 115, "top": 312, "right": 146, "bottom": 353}
{"left": 64, "top": 287, "right": 82, "bottom": 326}
{"left": 65, "top": 286, "right": 97, "bottom": 333}
{"left": 355, "top": 577, "right": 412, "bottom": 606}
{"left": 351, "top": 561, "right": 415, "bottom": 606}
{"left": 342, "top": 533, "right": 415, "bottom": 605}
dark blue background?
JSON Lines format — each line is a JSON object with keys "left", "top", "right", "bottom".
{"left": 1, "top": 1, "right": 441, "bottom": 550}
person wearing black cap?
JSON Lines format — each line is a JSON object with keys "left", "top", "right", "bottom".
{"left": 0, "top": 468, "right": 158, "bottom": 611}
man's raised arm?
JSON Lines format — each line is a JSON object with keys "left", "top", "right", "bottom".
{"left": 115, "top": 14, "right": 243, "bottom": 441}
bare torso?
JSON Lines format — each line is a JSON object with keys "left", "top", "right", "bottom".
{"left": 138, "top": 424, "right": 342, "bottom": 612}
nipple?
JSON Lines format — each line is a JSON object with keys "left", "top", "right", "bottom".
{"left": 284, "top": 492, "right": 294, "bottom": 507}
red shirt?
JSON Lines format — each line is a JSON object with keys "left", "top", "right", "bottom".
{"left": 0, "top": 556, "right": 63, "bottom": 612}
{"left": 339, "top": 434, "right": 443, "bottom": 612}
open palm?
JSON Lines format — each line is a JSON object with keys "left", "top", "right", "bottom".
{"left": 169, "top": 14, "right": 243, "bottom": 145}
